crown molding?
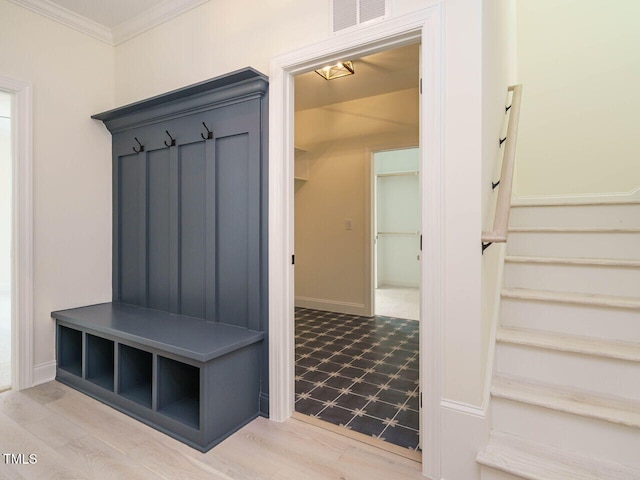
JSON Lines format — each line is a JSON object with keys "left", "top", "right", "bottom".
{"left": 112, "top": 0, "right": 208, "bottom": 45}
{"left": 8, "top": 0, "right": 112, "bottom": 44}
{"left": 8, "top": 0, "right": 209, "bottom": 46}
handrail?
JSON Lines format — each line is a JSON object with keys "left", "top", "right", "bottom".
{"left": 482, "top": 84, "right": 523, "bottom": 251}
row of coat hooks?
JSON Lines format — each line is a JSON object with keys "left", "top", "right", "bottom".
{"left": 132, "top": 122, "right": 213, "bottom": 153}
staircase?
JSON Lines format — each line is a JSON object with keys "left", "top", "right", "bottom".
{"left": 477, "top": 202, "right": 640, "bottom": 480}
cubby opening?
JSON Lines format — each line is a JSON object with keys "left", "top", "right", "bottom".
{"left": 158, "top": 356, "right": 200, "bottom": 429}
{"left": 58, "top": 325, "right": 83, "bottom": 377}
{"left": 86, "top": 334, "right": 115, "bottom": 391}
{"left": 119, "top": 344, "right": 152, "bottom": 408}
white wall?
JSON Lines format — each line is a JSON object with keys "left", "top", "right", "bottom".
{"left": 0, "top": 0, "right": 114, "bottom": 374}
{"left": 514, "top": 0, "right": 640, "bottom": 198}
{"left": 0, "top": 92, "right": 10, "bottom": 291}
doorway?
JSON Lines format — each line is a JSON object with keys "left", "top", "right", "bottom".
{"left": 0, "top": 90, "right": 12, "bottom": 391}
{"left": 292, "top": 44, "right": 421, "bottom": 455}
{"left": 268, "top": 7, "right": 444, "bottom": 476}
{"left": 373, "top": 147, "right": 420, "bottom": 321}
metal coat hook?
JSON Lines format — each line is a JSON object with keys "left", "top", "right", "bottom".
{"left": 201, "top": 122, "right": 213, "bottom": 140}
{"left": 164, "top": 130, "right": 176, "bottom": 147}
{"left": 499, "top": 137, "right": 507, "bottom": 146}
{"left": 505, "top": 104, "right": 512, "bottom": 113}
{"left": 133, "top": 137, "right": 144, "bottom": 153}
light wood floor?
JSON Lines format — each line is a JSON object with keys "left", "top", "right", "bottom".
{"left": 0, "top": 382, "right": 424, "bottom": 479}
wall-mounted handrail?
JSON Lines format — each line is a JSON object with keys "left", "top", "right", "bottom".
{"left": 482, "top": 84, "right": 523, "bottom": 251}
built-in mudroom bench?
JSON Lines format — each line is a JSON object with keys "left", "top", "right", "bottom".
{"left": 52, "top": 68, "right": 269, "bottom": 452}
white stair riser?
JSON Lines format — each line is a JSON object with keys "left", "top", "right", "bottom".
{"left": 491, "top": 398, "right": 640, "bottom": 468}
{"left": 504, "top": 262, "right": 640, "bottom": 297}
{"left": 510, "top": 204, "right": 640, "bottom": 229}
{"left": 501, "top": 298, "right": 640, "bottom": 343}
{"left": 495, "top": 343, "right": 640, "bottom": 399}
{"left": 507, "top": 231, "right": 640, "bottom": 260}
{"left": 480, "top": 466, "right": 524, "bottom": 480}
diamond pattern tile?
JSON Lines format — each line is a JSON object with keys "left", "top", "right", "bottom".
{"left": 294, "top": 308, "right": 420, "bottom": 452}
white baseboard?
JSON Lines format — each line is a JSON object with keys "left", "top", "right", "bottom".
{"left": 32, "top": 361, "right": 56, "bottom": 387}
{"left": 513, "top": 186, "right": 640, "bottom": 206}
{"left": 295, "top": 296, "right": 368, "bottom": 316}
{"left": 440, "top": 400, "right": 489, "bottom": 480}
{"left": 441, "top": 398, "right": 486, "bottom": 418}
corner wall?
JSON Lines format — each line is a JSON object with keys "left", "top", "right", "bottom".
{"left": 0, "top": 0, "right": 114, "bottom": 381}
{"left": 514, "top": 0, "right": 640, "bottom": 198}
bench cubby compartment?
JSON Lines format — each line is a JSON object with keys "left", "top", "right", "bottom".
{"left": 86, "top": 334, "right": 114, "bottom": 391}
{"left": 118, "top": 344, "right": 152, "bottom": 408}
{"left": 57, "top": 325, "right": 82, "bottom": 377}
{"left": 158, "top": 356, "right": 200, "bottom": 428}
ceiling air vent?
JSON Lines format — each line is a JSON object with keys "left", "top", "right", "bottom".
{"left": 332, "top": 0, "right": 387, "bottom": 33}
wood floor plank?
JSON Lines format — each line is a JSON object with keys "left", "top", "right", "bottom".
{"left": 0, "top": 410, "right": 89, "bottom": 480}
{"left": 56, "top": 435, "right": 157, "bottom": 480}
{"left": 0, "top": 382, "right": 423, "bottom": 480}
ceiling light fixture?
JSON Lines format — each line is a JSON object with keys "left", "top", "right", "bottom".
{"left": 315, "top": 61, "right": 355, "bottom": 80}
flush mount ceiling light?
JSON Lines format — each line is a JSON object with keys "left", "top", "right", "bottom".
{"left": 315, "top": 61, "right": 355, "bottom": 80}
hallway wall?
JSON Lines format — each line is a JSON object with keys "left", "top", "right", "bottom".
{"left": 0, "top": 0, "right": 114, "bottom": 376}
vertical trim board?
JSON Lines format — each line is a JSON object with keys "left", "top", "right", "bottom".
{"left": 0, "top": 76, "right": 34, "bottom": 390}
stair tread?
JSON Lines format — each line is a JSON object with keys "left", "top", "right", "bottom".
{"left": 502, "top": 287, "right": 640, "bottom": 309}
{"left": 492, "top": 375, "right": 640, "bottom": 428}
{"left": 477, "top": 431, "right": 640, "bottom": 480}
{"left": 509, "top": 227, "right": 640, "bottom": 233}
{"left": 496, "top": 326, "right": 640, "bottom": 362}
{"left": 505, "top": 256, "right": 640, "bottom": 268}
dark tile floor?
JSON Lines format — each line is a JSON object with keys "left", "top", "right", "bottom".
{"left": 294, "top": 308, "right": 420, "bottom": 451}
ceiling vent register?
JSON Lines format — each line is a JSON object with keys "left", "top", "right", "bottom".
{"left": 332, "top": 0, "right": 386, "bottom": 33}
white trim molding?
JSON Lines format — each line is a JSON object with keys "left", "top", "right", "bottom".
{"left": 294, "top": 297, "right": 367, "bottom": 317}
{"left": 513, "top": 184, "right": 640, "bottom": 206}
{"left": 268, "top": 6, "right": 444, "bottom": 478}
{"left": 33, "top": 361, "right": 56, "bottom": 386}
{"left": 0, "top": 76, "right": 34, "bottom": 391}
{"left": 7, "top": 0, "right": 208, "bottom": 45}
{"left": 441, "top": 398, "right": 486, "bottom": 419}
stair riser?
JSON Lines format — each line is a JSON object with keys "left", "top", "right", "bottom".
{"left": 492, "top": 398, "right": 640, "bottom": 468}
{"left": 501, "top": 298, "right": 640, "bottom": 343}
{"left": 495, "top": 343, "right": 640, "bottom": 399}
{"left": 504, "top": 262, "right": 640, "bottom": 297}
{"left": 480, "top": 466, "right": 524, "bottom": 480}
{"left": 510, "top": 204, "right": 640, "bottom": 229}
{"left": 507, "top": 231, "right": 640, "bottom": 260}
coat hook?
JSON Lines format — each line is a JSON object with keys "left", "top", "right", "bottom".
{"left": 133, "top": 137, "right": 144, "bottom": 153}
{"left": 164, "top": 130, "right": 176, "bottom": 147}
{"left": 505, "top": 104, "right": 512, "bottom": 113}
{"left": 201, "top": 122, "right": 213, "bottom": 140}
{"left": 499, "top": 137, "right": 507, "bottom": 146}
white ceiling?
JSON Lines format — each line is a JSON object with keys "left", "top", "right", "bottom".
{"left": 8, "top": 0, "right": 208, "bottom": 44}
{"left": 51, "top": 0, "right": 167, "bottom": 30}
{"left": 294, "top": 43, "right": 419, "bottom": 112}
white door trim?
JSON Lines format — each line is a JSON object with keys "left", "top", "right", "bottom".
{"left": 268, "top": 5, "right": 444, "bottom": 478}
{"left": 0, "top": 76, "right": 34, "bottom": 391}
